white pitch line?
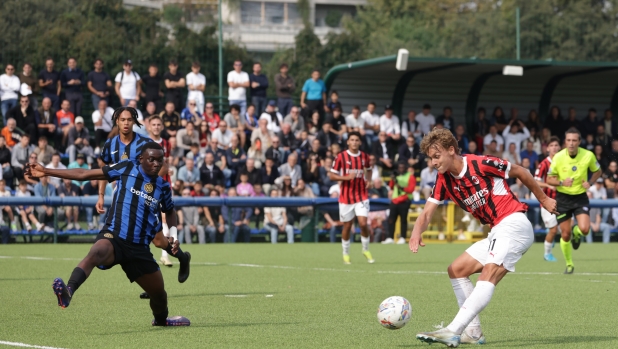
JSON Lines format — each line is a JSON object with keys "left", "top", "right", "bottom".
{"left": 4, "top": 255, "right": 618, "bottom": 277}
{"left": 0, "top": 340, "right": 68, "bottom": 349}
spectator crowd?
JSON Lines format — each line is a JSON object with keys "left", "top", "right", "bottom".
{"left": 2, "top": 57, "right": 618, "bottom": 243}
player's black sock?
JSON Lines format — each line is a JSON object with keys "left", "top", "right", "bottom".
{"left": 165, "top": 244, "right": 188, "bottom": 263}
{"left": 67, "top": 267, "right": 87, "bottom": 293}
{"left": 153, "top": 307, "right": 169, "bottom": 326}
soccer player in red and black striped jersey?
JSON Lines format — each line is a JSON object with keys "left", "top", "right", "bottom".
{"left": 534, "top": 136, "right": 561, "bottom": 262}
{"left": 328, "top": 132, "right": 375, "bottom": 265}
{"left": 411, "top": 129, "right": 557, "bottom": 347}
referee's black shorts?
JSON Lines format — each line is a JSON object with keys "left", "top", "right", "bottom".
{"left": 556, "top": 192, "right": 590, "bottom": 224}
{"left": 94, "top": 230, "right": 160, "bottom": 283}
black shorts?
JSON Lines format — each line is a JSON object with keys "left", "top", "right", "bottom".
{"left": 556, "top": 192, "right": 590, "bottom": 224}
{"left": 95, "top": 230, "right": 160, "bottom": 283}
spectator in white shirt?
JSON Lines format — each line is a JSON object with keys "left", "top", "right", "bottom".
{"left": 259, "top": 100, "right": 283, "bottom": 133}
{"left": 114, "top": 60, "right": 141, "bottom": 106}
{"left": 483, "top": 125, "right": 505, "bottom": 152}
{"left": 502, "top": 119, "right": 530, "bottom": 155}
{"left": 186, "top": 61, "right": 206, "bottom": 113}
{"left": 91, "top": 99, "right": 114, "bottom": 152}
{"left": 420, "top": 160, "right": 438, "bottom": 199}
{"left": 416, "top": 104, "right": 435, "bottom": 135}
{"left": 264, "top": 188, "right": 295, "bottom": 244}
{"left": 503, "top": 142, "right": 521, "bottom": 166}
{"left": 361, "top": 102, "right": 380, "bottom": 142}
{"left": 1, "top": 64, "right": 21, "bottom": 124}
{"left": 227, "top": 60, "right": 250, "bottom": 116}
{"left": 379, "top": 105, "right": 401, "bottom": 141}
{"left": 211, "top": 120, "right": 234, "bottom": 150}
{"left": 45, "top": 153, "right": 67, "bottom": 188}
{"left": 345, "top": 106, "right": 366, "bottom": 135}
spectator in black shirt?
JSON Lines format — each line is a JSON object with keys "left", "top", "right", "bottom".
{"left": 7, "top": 95, "right": 37, "bottom": 144}
{"left": 164, "top": 60, "right": 185, "bottom": 112}
{"left": 59, "top": 57, "right": 85, "bottom": 117}
{"left": 200, "top": 152, "right": 225, "bottom": 191}
{"left": 581, "top": 108, "right": 600, "bottom": 139}
{"left": 435, "top": 106, "right": 454, "bottom": 133}
{"left": 260, "top": 157, "right": 279, "bottom": 195}
{"left": 35, "top": 97, "right": 59, "bottom": 145}
{"left": 603, "top": 161, "right": 618, "bottom": 198}
{"left": 249, "top": 62, "right": 269, "bottom": 115}
{"left": 265, "top": 136, "right": 283, "bottom": 167}
{"left": 316, "top": 122, "right": 339, "bottom": 150}
{"left": 279, "top": 122, "right": 297, "bottom": 158}
{"left": 38, "top": 58, "right": 61, "bottom": 110}
{"left": 398, "top": 135, "right": 420, "bottom": 169}
{"left": 327, "top": 107, "right": 347, "bottom": 140}
{"left": 309, "top": 138, "right": 326, "bottom": 160}
{"left": 491, "top": 106, "right": 508, "bottom": 132}
{"left": 226, "top": 134, "right": 247, "bottom": 180}
{"left": 473, "top": 107, "right": 489, "bottom": 145}
{"left": 544, "top": 106, "right": 564, "bottom": 139}
{"left": 236, "top": 158, "right": 261, "bottom": 186}
{"left": 0, "top": 137, "right": 13, "bottom": 188}
{"left": 525, "top": 109, "right": 542, "bottom": 133}
{"left": 86, "top": 58, "right": 112, "bottom": 109}
{"left": 141, "top": 64, "right": 163, "bottom": 112}
{"left": 159, "top": 101, "right": 181, "bottom": 139}
{"left": 204, "top": 189, "right": 226, "bottom": 242}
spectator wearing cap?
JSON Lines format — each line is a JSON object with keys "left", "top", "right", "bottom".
{"left": 91, "top": 99, "right": 114, "bottom": 151}
{"left": 379, "top": 105, "right": 401, "bottom": 142}
{"left": 164, "top": 60, "right": 185, "bottom": 112}
{"left": 114, "top": 60, "right": 141, "bottom": 106}
{"left": 227, "top": 60, "right": 250, "bottom": 116}
{"left": 60, "top": 57, "right": 85, "bottom": 117}
{"left": 186, "top": 61, "right": 206, "bottom": 114}
{"left": 300, "top": 69, "right": 327, "bottom": 123}
{"left": 1, "top": 64, "right": 21, "bottom": 124}
{"left": 416, "top": 104, "right": 435, "bottom": 135}
{"left": 35, "top": 97, "right": 58, "bottom": 144}
{"left": 275, "top": 63, "right": 295, "bottom": 117}
{"left": 249, "top": 62, "right": 269, "bottom": 115}
{"left": 66, "top": 116, "right": 94, "bottom": 164}
{"left": 19, "top": 62, "right": 38, "bottom": 109}
{"left": 260, "top": 100, "right": 283, "bottom": 133}
{"left": 6, "top": 95, "right": 37, "bottom": 144}
{"left": 38, "top": 58, "right": 61, "bottom": 110}
{"left": 87, "top": 58, "right": 112, "bottom": 109}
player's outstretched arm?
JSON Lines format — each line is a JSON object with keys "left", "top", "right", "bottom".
{"left": 409, "top": 201, "right": 439, "bottom": 253}
{"left": 510, "top": 163, "right": 558, "bottom": 214}
{"left": 25, "top": 163, "right": 106, "bottom": 181}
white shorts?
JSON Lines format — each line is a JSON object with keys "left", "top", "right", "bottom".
{"left": 465, "top": 212, "right": 534, "bottom": 272}
{"left": 540, "top": 207, "right": 558, "bottom": 229}
{"left": 339, "top": 200, "right": 369, "bottom": 223}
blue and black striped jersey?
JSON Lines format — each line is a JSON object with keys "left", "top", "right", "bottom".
{"left": 100, "top": 133, "right": 153, "bottom": 165}
{"left": 102, "top": 161, "right": 174, "bottom": 245}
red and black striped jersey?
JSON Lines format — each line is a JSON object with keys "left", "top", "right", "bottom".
{"left": 534, "top": 157, "right": 557, "bottom": 199}
{"left": 151, "top": 137, "right": 172, "bottom": 184}
{"left": 331, "top": 150, "right": 371, "bottom": 204}
{"left": 428, "top": 154, "right": 528, "bottom": 227}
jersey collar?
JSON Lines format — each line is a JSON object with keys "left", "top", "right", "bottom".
{"left": 346, "top": 150, "right": 360, "bottom": 157}
{"left": 451, "top": 156, "right": 468, "bottom": 179}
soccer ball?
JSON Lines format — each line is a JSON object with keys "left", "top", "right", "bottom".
{"left": 377, "top": 296, "right": 411, "bottom": 330}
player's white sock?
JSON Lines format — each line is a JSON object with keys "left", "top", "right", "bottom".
{"left": 360, "top": 235, "right": 370, "bottom": 252}
{"left": 447, "top": 281, "right": 495, "bottom": 335}
{"left": 450, "top": 278, "right": 482, "bottom": 337}
{"left": 342, "top": 239, "right": 350, "bottom": 255}
{"left": 161, "top": 223, "right": 170, "bottom": 258}
{"left": 544, "top": 240, "right": 553, "bottom": 255}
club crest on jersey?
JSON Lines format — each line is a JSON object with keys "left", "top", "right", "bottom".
{"left": 572, "top": 166, "right": 577, "bottom": 171}
{"left": 121, "top": 153, "right": 129, "bottom": 160}
{"left": 144, "top": 183, "right": 154, "bottom": 193}
{"left": 104, "top": 233, "right": 113, "bottom": 238}
{"left": 472, "top": 176, "right": 480, "bottom": 185}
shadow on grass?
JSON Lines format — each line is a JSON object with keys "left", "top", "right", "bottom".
{"left": 398, "top": 335, "right": 618, "bottom": 347}
{"left": 0, "top": 278, "right": 49, "bottom": 282}
{"left": 168, "top": 292, "right": 279, "bottom": 298}
{"left": 94, "top": 322, "right": 301, "bottom": 335}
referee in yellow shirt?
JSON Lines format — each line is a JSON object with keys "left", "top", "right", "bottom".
{"left": 547, "top": 128, "right": 602, "bottom": 274}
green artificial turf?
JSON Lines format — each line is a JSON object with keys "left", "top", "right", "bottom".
{"left": 0, "top": 243, "right": 617, "bottom": 349}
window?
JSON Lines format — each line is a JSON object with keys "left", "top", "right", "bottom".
{"left": 241, "top": 1, "right": 262, "bottom": 24}
{"left": 264, "top": 2, "right": 284, "bottom": 24}
{"left": 287, "top": 3, "right": 301, "bottom": 25}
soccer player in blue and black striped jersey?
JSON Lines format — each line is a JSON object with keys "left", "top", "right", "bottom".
{"left": 26, "top": 143, "right": 191, "bottom": 326}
